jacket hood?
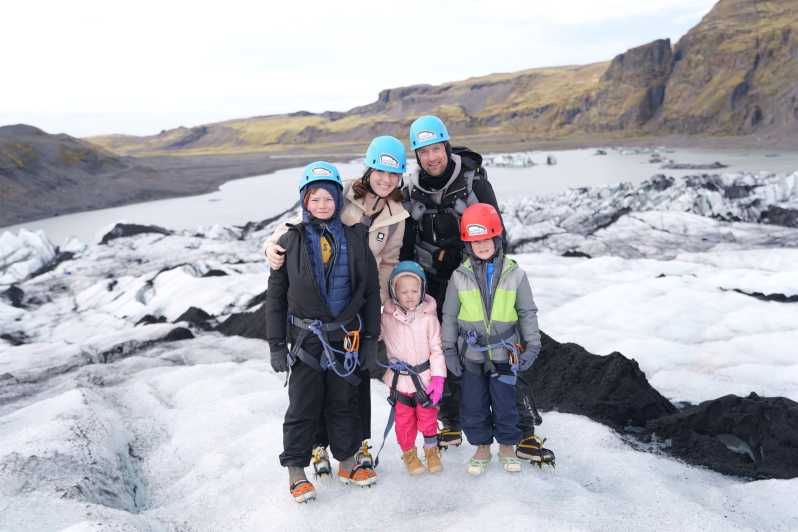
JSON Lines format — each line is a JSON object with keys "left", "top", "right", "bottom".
{"left": 383, "top": 293, "right": 437, "bottom": 321}
{"left": 301, "top": 181, "right": 343, "bottom": 224}
{"left": 451, "top": 145, "right": 483, "bottom": 169}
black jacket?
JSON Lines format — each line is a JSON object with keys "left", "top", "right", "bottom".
{"left": 400, "top": 147, "right": 501, "bottom": 276}
{"left": 266, "top": 222, "right": 380, "bottom": 362}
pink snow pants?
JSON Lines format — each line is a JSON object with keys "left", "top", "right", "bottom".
{"left": 394, "top": 395, "right": 439, "bottom": 452}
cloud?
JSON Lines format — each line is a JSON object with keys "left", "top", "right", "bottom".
{"left": 0, "top": 0, "right": 718, "bottom": 134}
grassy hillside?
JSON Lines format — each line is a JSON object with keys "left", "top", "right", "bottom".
{"left": 88, "top": 0, "right": 798, "bottom": 156}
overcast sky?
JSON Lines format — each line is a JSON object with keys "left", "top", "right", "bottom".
{"left": 0, "top": 0, "right": 717, "bottom": 137}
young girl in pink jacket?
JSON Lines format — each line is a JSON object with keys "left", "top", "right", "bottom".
{"left": 381, "top": 261, "right": 447, "bottom": 475}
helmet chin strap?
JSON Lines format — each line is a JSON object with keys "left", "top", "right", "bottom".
{"left": 466, "top": 238, "right": 503, "bottom": 261}
{"left": 394, "top": 296, "right": 422, "bottom": 315}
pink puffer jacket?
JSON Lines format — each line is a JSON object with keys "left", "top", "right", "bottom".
{"left": 381, "top": 294, "right": 446, "bottom": 395}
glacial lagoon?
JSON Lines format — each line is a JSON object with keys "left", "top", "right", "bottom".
{"left": 4, "top": 147, "right": 798, "bottom": 244}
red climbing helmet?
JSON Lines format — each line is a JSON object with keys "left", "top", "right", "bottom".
{"left": 460, "top": 203, "right": 503, "bottom": 242}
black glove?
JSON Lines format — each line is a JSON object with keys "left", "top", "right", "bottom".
{"left": 444, "top": 348, "right": 463, "bottom": 378}
{"left": 270, "top": 343, "right": 289, "bottom": 373}
{"left": 435, "top": 248, "right": 462, "bottom": 273}
{"left": 359, "top": 336, "right": 378, "bottom": 374}
{"left": 367, "top": 340, "right": 388, "bottom": 380}
{"left": 518, "top": 349, "right": 538, "bottom": 372}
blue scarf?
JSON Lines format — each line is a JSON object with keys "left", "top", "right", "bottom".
{"left": 301, "top": 182, "right": 352, "bottom": 316}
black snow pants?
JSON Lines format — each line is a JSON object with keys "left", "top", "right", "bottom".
{"left": 312, "top": 368, "right": 371, "bottom": 447}
{"left": 279, "top": 357, "right": 361, "bottom": 467}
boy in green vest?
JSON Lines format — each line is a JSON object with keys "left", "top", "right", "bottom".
{"left": 440, "top": 203, "right": 541, "bottom": 475}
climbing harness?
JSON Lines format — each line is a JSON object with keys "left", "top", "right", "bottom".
{"left": 460, "top": 327, "right": 521, "bottom": 386}
{"left": 373, "top": 358, "right": 432, "bottom": 467}
{"left": 284, "top": 314, "right": 363, "bottom": 386}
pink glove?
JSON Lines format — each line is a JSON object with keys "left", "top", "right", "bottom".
{"left": 427, "top": 376, "right": 445, "bottom": 406}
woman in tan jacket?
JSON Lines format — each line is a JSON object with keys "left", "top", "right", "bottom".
{"left": 264, "top": 135, "right": 409, "bottom": 477}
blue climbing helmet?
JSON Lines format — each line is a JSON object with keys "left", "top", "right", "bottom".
{"left": 364, "top": 136, "right": 406, "bottom": 174}
{"left": 409, "top": 115, "right": 450, "bottom": 150}
{"left": 388, "top": 260, "right": 427, "bottom": 308}
{"left": 299, "top": 161, "right": 343, "bottom": 192}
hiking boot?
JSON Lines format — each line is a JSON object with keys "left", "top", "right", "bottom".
{"left": 354, "top": 440, "right": 373, "bottom": 469}
{"left": 289, "top": 479, "right": 316, "bottom": 503}
{"left": 402, "top": 449, "right": 425, "bottom": 476}
{"left": 516, "top": 434, "right": 556, "bottom": 467}
{"left": 423, "top": 446, "right": 443, "bottom": 473}
{"left": 338, "top": 463, "right": 377, "bottom": 487}
{"left": 311, "top": 446, "right": 331, "bottom": 477}
{"left": 437, "top": 426, "right": 462, "bottom": 448}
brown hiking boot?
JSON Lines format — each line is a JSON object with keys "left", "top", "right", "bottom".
{"left": 424, "top": 446, "right": 443, "bottom": 473}
{"left": 402, "top": 448, "right": 425, "bottom": 476}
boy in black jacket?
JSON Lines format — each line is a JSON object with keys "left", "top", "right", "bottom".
{"left": 266, "top": 161, "right": 380, "bottom": 503}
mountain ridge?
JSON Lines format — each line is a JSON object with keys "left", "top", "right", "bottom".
{"left": 87, "top": 0, "right": 798, "bottom": 156}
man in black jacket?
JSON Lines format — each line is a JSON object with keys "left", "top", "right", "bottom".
{"left": 401, "top": 117, "right": 553, "bottom": 466}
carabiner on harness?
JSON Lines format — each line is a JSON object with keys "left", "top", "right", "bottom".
{"left": 463, "top": 330, "right": 520, "bottom": 385}
{"left": 304, "top": 315, "right": 363, "bottom": 379}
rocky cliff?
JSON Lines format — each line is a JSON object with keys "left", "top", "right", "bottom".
{"left": 654, "top": 0, "right": 798, "bottom": 134}
{"left": 88, "top": 0, "right": 798, "bottom": 155}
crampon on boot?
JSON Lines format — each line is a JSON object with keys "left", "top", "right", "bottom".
{"left": 516, "top": 434, "right": 555, "bottom": 467}
{"left": 290, "top": 479, "right": 316, "bottom": 503}
{"left": 311, "top": 446, "right": 332, "bottom": 477}
{"left": 437, "top": 426, "right": 462, "bottom": 449}
{"left": 354, "top": 440, "right": 373, "bottom": 469}
{"left": 338, "top": 463, "right": 377, "bottom": 487}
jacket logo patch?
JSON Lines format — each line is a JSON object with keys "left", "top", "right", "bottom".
{"left": 311, "top": 167, "right": 332, "bottom": 177}
{"left": 466, "top": 224, "right": 488, "bottom": 237}
{"left": 380, "top": 154, "right": 399, "bottom": 168}
{"left": 376, "top": 232, "right": 386, "bottom": 242}
{"left": 417, "top": 131, "right": 436, "bottom": 142}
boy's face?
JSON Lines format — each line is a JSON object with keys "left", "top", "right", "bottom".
{"left": 395, "top": 275, "right": 422, "bottom": 310}
{"left": 306, "top": 188, "right": 335, "bottom": 220}
{"left": 471, "top": 238, "right": 496, "bottom": 260}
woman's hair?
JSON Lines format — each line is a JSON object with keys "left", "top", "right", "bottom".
{"left": 353, "top": 168, "right": 403, "bottom": 202}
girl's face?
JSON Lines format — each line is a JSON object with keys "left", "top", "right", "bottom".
{"left": 395, "top": 275, "right": 422, "bottom": 310}
{"left": 369, "top": 170, "right": 401, "bottom": 198}
{"left": 471, "top": 238, "right": 496, "bottom": 260}
{"left": 306, "top": 188, "right": 335, "bottom": 220}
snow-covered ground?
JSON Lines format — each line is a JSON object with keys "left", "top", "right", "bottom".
{"left": 2, "top": 171, "right": 798, "bottom": 531}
